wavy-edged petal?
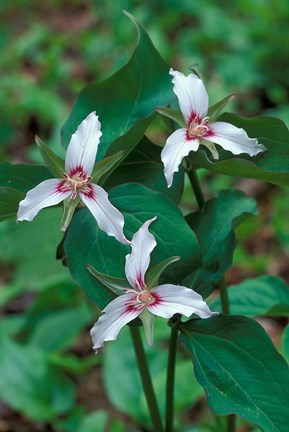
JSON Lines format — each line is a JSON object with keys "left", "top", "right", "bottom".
{"left": 17, "top": 179, "right": 70, "bottom": 222}
{"left": 65, "top": 112, "right": 102, "bottom": 177}
{"left": 161, "top": 128, "right": 199, "bottom": 187}
{"left": 80, "top": 183, "right": 129, "bottom": 245}
{"left": 148, "top": 284, "right": 215, "bottom": 319}
{"left": 206, "top": 121, "right": 266, "bottom": 157}
{"left": 125, "top": 217, "right": 157, "bottom": 289}
{"left": 170, "top": 68, "right": 209, "bottom": 124}
{"left": 90, "top": 294, "right": 142, "bottom": 353}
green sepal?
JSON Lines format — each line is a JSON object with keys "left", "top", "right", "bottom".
{"left": 35, "top": 136, "right": 65, "bottom": 178}
{"left": 60, "top": 197, "right": 80, "bottom": 232}
{"left": 208, "top": 93, "right": 235, "bottom": 122}
{"left": 155, "top": 106, "right": 186, "bottom": 128}
{"left": 139, "top": 308, "right": 155, "bottom": 345}
{"left": 86, "top": 264, "right": 128, "bottom": 295}
{"left": 145, "top": 256, "right": 180, "bottom": 289}
{"left": 91, "top": 151, "right": 125, "bottom": 185}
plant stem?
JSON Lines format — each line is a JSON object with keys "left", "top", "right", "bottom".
{"left": 187, "top": 169, "right": 235, "bottom": 432}
{"left": 186, "top": 169, "right": 205, "bottom": 209}
{"left": 165, "top": 317, "right": 180, "bottom": 432}
{"left": 219, "top": 276, "right": 230, "bottom": 315}
{"left": 227, "top": 414, "right": 236, "bottom": 432}
{"left": 130, "top": 326, "right": 164, "bottom": 432}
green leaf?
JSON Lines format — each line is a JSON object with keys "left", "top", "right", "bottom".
{"left": 103, "top": 137, "right": 184, "bottom": 204}
{"left": 0, "top": 187, "right": 24, "bottom": 221}
{"left": 0, "top": 330, "right": 74, "bottom": 421}
{"left": 64, "top": 183, "right": 201, "bottom": 309}
{"left": 91, "top": 150, "right": 125, "bottom": 184}
{"left": 146, "top": 256, "right": 180, "bottom": 289}
{"left": 87, "top": 264, "right": 128, "bottom": 295}
{"left": 35, "top": 136, "right": 65, "bottom": 178}
{"left": 155, "top": 106, "right": 186, "bottom": 128}
{"left": 185, "top": 189, "right": 257, "bottom": 298}
{"left": 78, "top": 411, "right": 109, "bottom": 432}
{"left": 0, "top": 208, "right": 70, "bottom": 290}
{"left": 207, "top": 93, "right": 235, "bottom": 122}
{"left": 0, "top": 163, "right": 52, "bottom": 220}
{"left": 179, "top": 314, "right": 289, "bottom": 432}
{"left": 61, "top": 13, "right": 172, "bottom": 167}
{"left": 0, "top": 162, "right": 52, "bottom": 193}
{"left": 28, "top": 303, "right": 92, "bottom": 352}
{"left": 190, "top": 114, "right": 289, "bottom": 186}
{"left": 211, "top": 275, "right": 289, "bottom": 317}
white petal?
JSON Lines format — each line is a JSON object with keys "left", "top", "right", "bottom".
{"left": 125, "top": 218, "right": 157, "bottom": 289}
{"left": 161, "top": 128, "right": 199, "bottom": 187}
{"left": 65, "top": 112, "right": 102, "bottom": 177}
{"left": 17, "top": 179, "right": 70, "bottom": 222}
{"left": 170, "top": 68, "right": 209, "bottom": 124}
{"left": 90, "top": 294, "right": 142, "bottom": 352}
{"left": 80, "top": 184, "right": 129, "bottom": 245}
{"left": 148, "top": 284, "right": 215, "bottom": 319}
{"left": 206, "top": 121, "right": 266, "bottom": 157}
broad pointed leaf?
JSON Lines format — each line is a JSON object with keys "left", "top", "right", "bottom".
{"left": 61, "top": 14, "right": 173, "bottom": 168}
{"left": 64, "top": 183, "right": 201, "bottom": 309}
{"left": 179, "top": 314, "right": 289, "bottom": 432}
{"left": 184, "top": 189, "right": 257, "bottom": 298}
{"left": 103, "top": 137, "right": 184, "bottom": 203}
{"left": 211, "top": 275, "right": 289, "bottom": 317}
{"left": 0, "top": 163, "right": 52, "bottom": 221}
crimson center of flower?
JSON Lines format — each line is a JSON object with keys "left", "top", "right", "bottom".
{"left": 188, "top": 116, "right": 210, "bottom": 138}
{"left": 62, "top": 170, "right": 92, "bottom": 199}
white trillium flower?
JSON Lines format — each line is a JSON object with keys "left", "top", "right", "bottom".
{"left": 161, "top": 69, "right": 267, "bottom": 187}
{"left": 90, "top": 217, "right": 215, "bottom": 352}
{"left": 17, "top": 112, "right": 129, "bottom": 244}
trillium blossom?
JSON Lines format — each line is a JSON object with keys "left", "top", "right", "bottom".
{"left": 161, "top": 69, "right": 266, "bottom": 187}
{"left": 17, "top": 112, "right": 129, "bottom": 244}
{"left": 90, "top": 217, "right": 215, "bottom": 352}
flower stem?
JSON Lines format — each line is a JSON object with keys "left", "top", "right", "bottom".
{"left": 129, "top": 326, "right": 164, "bottom": 432}
{"left": 165, "top": 316, "right": 180, "bottom": 432}
{"left": 186, "top": 168, "right": 205, "bottom": 209}
{"left": 227, "top": 414, "right": 236, "bottom": 432}
{"left": 219, "top": 276, "right": 230, "bottom": 315}
{"left": 187, "top": 169, "right": 235, "bottom": 432}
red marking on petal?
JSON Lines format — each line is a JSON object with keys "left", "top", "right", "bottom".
{"left": 185, "top": 130, "right": 199, "bottom": 141}
{"left": 150, "top": 292, "right": 163, "bottom": 306}
{"left": 68, "top": 166, "right": 87, "bottom": 179}
{"left": 80, "top": 184, "right": 95, "bottom": 199}
{"left": 124, "top": 296, "right": 144, "bottom": 314}
{"left": 187, "top": 111, "right": 202, "bottom": 127}
{"left": 136, "top": 273, "right": 146, "bottom": 290}
{"left": 56, "top": 180, "right": 71, "bottom": 194}
{"left": 204, "top": 129, "right": 214, "bottom": 138}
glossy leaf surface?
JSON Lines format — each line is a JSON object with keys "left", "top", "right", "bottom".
{"left": 64, "top": 183, "right": 201, "bottom": 309}
{"left": 61, "top": 14, "right": 173, "bottom": 166}
{"left": 185, "top": 189, "right": 257, "bottom": 297}
{"left": 211, "top": 275, "right": 289, "bottom": 316}
{"left": 180, "top": 314, "right": 289, "bottom": 432}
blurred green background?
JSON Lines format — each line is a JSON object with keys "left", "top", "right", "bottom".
{"left": 1, "top": 1, "right": 289, "bottom": 431}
